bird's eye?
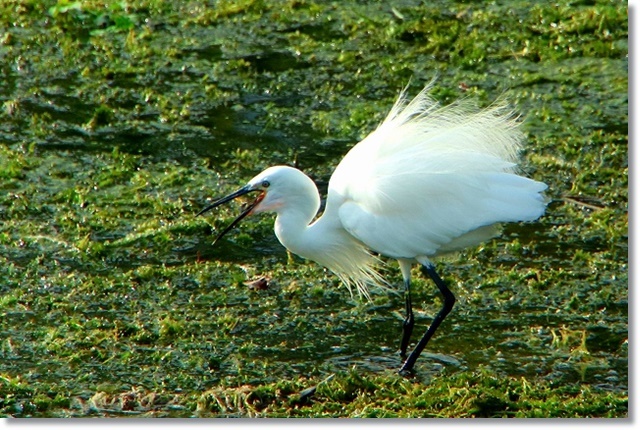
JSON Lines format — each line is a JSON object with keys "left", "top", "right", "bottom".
{"left": 261, "top": 180, "right": 270, "bottom": 188}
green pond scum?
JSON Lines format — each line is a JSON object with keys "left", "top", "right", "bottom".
{"left": 0, "top": 0, "right": 627, "bottom": 419}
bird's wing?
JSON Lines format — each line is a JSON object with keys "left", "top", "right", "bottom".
{"left": 327, "top": 85, "right": 547, "bottom": 259}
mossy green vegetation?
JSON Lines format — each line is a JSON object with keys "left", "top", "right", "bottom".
{"left": 0, "top": 0, "right": 627, "bottom": 418}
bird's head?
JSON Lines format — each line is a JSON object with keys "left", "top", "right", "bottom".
{"left": 197, "top": 165, "right": 320, "bottom": 243}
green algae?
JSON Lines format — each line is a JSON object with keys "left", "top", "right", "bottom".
{"left": 0, "top": 0, "right": 628, "bottom": 418}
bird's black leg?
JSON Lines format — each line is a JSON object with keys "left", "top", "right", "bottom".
{"left": 399, "top": 263, "right": 455, "bottom": 374}
{"left": 400, "top": 278, "right": 415, "bottom": 358}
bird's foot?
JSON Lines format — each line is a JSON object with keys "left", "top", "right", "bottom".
{"left": 398, "top": 364, "right": 415, "bottom": 377}
{"left": 398, "top": 355, "right": 416, "bottom": 376}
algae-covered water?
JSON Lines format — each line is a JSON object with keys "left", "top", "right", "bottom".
{"left": 0, "top": 0, "right": 628, "bottom": 418}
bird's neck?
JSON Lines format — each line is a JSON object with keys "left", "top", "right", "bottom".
{"left": 273, "top": 199, "right": 381, "bottom": 295}
{"left": 269, "top": 175, "right": 326, "bottom": 261}
{"left": 273, "top": 207, "right": 318, "bottom": 259}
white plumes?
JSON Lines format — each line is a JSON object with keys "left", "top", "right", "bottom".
{"left": 314, "top": 241, "right": 389, "bottom": 300}
{"left": 244, "top": 84, "right": 547, "bottom": 299}
{"left": 325, "top": 84, "right": 547, "bottom": 290}
{"left": 330, "top": 84, "right": 528, "bottom": 212}
{"left": 383, "top": 84, "right": 523, "bottom": 163}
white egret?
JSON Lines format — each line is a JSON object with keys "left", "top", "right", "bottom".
{"left": 197, "top": 84, "right": 548, "bottom": 374}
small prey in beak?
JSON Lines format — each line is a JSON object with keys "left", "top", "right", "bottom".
{"left": 197, "top": 185, "right": 265, "bottom": 244}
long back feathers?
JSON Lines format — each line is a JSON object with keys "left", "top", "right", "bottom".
{"left": 327, "top": 83, "right": 547, "bottom": 263}
{"left": 268, "top": 84, "right": 548, "bottom": 298}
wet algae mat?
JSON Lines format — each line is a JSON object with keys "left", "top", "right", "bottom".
{"left": 0, "top": 0, "right": 628, "bottom": 418}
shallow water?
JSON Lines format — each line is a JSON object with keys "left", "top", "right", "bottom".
{"left": 0, "top": 0, "right": 628, "bottom": 417}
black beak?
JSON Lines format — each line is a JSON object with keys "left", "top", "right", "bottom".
{"left": 197, "top": 185, "right": 265, "bottom": 244}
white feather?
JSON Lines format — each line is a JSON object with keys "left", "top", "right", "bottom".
{"left": 247, "top": 84, "right": 547, "bottom": 297}
{"left": 327, "top": 84, "right": 547, "bottom": 262}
